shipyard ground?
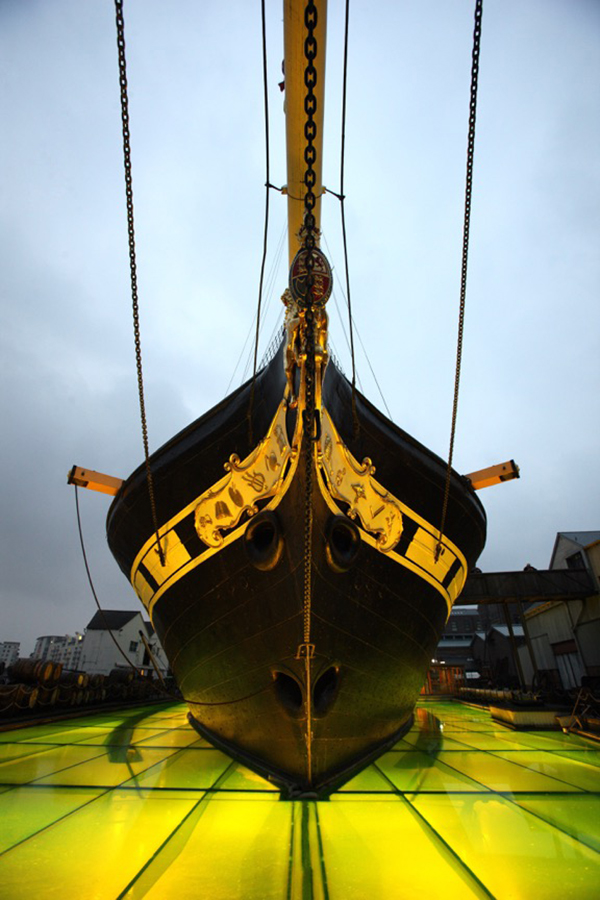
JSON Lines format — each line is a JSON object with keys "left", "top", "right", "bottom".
{"left": 0, "top": 698, "right": 598, "bottom": 898}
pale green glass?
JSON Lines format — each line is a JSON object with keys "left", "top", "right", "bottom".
{"left": 1, "top": 698, "right": 599, "bottom": 898}
{"left": 410, "top": 792, "right": 600, "bottom": 899}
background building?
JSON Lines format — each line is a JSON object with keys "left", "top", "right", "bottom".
{"left": 33, "top": 635, "right": 65, "bottom": 661}
{"left": 0, "top": 641, "right": 20, "bottom": 669}
{"left": 436, "top": 531, "right": 600, "bottom": 692}
{"left": 519, "top": 532, "right": 600, "bottom": 690}
{"left": 33, "top": 633, "right": 85, "bottom": 670}
{"left": 31, "top": 612, "right": 169, "bottom": 678}
{"left": 80, "top": 610, "right": 169, "bottom": 677}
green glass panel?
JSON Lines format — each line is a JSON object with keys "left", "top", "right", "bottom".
{"left": 549, "top": 748, "right": 600, "bottom": 769}
{"left": 75, "top": 727, "right": 159, "bottom": 746}
{"left": 0, "top": 789, "right": 199, "bottom": 899}
{"left": 34, "top": 745, "right": 182, "bottom": 788}
{"left": 337, "top": 763, "right": 392, "bottom": 792}
{"left": 386, "top": 737, "right": 416, "bottom": 750}
{"left": 122, "top": 795, "right": 291, "bottom": 900}
{"left": 126, "top": 747, "right": 234, "bottom": 790}
{"left": 0, "top": 785, "right": 103, "bottom": 853}
{"left": 514, "top": 794, "right": 600, "bottom": 852}
{"left": 435, "top": 750, "right": 586, "bottom": 793}
{"left": 436, "top": 731, "right": 533, "bottom": 751}
{"left": 410, "top": 792, "right": 600, "bottom": 898}
{"left": 0, "top": 744, "right": 108, "bottom": 785}
{"left": 400, "top": 731, "right": 481, "bottom": 752}
{"left": 218, "top": 763, "right": 278, "bottom": 792}
{"left": 376, "top": 750, "right": 485, "bottom": 793}
{"left": 0, "top": 741, "right": 61, "bottom": 764}
{"left": 319, "top": 797, "right": 488, "bottom": 898}
{"left": 484, "top": 748, "right": 600, "bottom": 792}
{"left": 448, "top": 721, "right": 503, "bottom": 732}
{"left": 503, "top": 730, "right": 598, "bottom": 751}
{"left": 0, "top": 724, "right": 69, "bottom": 744}
{"left": 133, "top": 729, "right": 206, "bottom": 749}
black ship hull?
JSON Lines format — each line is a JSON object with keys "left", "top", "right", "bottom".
{"left": 107, "top": 342, "right": 486, "bottom": 796}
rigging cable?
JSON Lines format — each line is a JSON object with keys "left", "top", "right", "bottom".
{"left": 248, "top": 0, "right": 272, "bottom": 444}
{"left": 435, "top": 0, "right": 483, "bottom": 561}
{"left": 226, "top": 221, "right": 287, "bottom": 395}
{"left": 338, "top": 0, "right": 359, "bottom": 436}
{"left": 74, "top": 486, "right": 144, "bottom": 677}
{"left": 239, "top": 223, "right": 287, "bottom": 385}
{"left": 74, "top": 486, "right": 274, "bottom": 707}
{"left": 114, "top": 0, "right": 164, "bottom": 566}
{"left": 322, "top": 234, "right": 394, "bottom": 421}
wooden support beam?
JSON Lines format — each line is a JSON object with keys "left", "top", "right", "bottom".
{"left": 464, "top": 459, "right": 519, "bottom": 490}
{"left": 67, "top": 465, "right": 124, "bottom": 497}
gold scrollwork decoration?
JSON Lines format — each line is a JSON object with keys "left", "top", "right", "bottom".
{"left": 194, "top": 402, "right": 292, "bottom": 548}
{"left": 318, "top": 408, "right": 404, "bottom": 552}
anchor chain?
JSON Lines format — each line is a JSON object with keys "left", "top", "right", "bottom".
{"left": 299, "top": 0, "right": 319, "bottom": 653}
{"left": 299, "top": 0, "right": 320, "bottom": 785}
{"left": 436, "top": 0, "right": 483, "bottom": 562}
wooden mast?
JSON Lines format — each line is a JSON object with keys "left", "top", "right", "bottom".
{"left": 283, "top": 0, "right": 328, "bottom": 265}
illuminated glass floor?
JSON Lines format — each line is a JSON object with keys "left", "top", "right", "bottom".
{"left": 0, "top": 699, "right": 599, "bottom": 899}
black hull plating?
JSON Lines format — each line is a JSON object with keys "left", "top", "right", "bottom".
{"left": 107, "top": 344, "right": 486, "bottom": 795}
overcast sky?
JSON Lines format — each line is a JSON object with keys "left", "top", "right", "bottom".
{"left": 1, "top": 0, "right": 599, "bottom": 655}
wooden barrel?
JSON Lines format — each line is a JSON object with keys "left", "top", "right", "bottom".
{"left": 57, "top": 684, "right": 75, "bottom": 706}
{"left": 16, "top": 684, "right": 39, "bottom": 709}
{"left": 59, "top": 670, "right": 87, "bottom": 688}
{"left": 35, "top": 660, "right": 56, "bottom": 685}
{"left": 0, "top": 684, "right": 20, "bottom": 714}
{"left": 51, "top": 662, "right": 63, "bottom": 682}
{"left": 8, "top": 658, "right": 43, "bottom": 684}
{"left": 37, "top": 685, "right": 59, "bottom": 707}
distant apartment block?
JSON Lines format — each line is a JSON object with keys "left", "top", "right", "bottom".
{"left": 0, "top": 641, "right": 20, "bottom": 668}
{"left": 33, "top": 635, "right": 65, "bottom": 661}
{"left": 33, "top": 634, "right": 84, "bottom": 670}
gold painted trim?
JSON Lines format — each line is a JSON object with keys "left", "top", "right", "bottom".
{"left": 143, "top": 450, "right": 301, "bottom": 617}
{"left": 129, "top": 400, "right": 300, "bottom": 615}
{"left": 314, "top": 409, "right": 468, "bottom": 617}
{"left": 194, "top": 403, "right": 293, "bottom": 548}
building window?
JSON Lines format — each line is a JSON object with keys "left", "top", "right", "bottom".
{"left": 566, "top": 551, "right": 584, "bottom": 570}
{"left": 129, "top": 641, "right": 138, "bottom": 652}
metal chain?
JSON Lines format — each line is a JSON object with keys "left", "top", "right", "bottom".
{"left": 298, "top": 1, "right": 320, "bottom": 783}
{"left": 114, "top": 0, "right": 164, "bottom": 566}
{"left": 301, "top": 0, "right": 318, "bottom": 648}
{"left": 436, "top": 0, "right": 483, "bottom": 561}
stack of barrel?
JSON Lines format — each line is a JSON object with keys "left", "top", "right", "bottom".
{"left": 0, "top": 658, "right": 63, "bottom": 715}
{"left": 0, "top": 658, "right": 165, "bottom": 718}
